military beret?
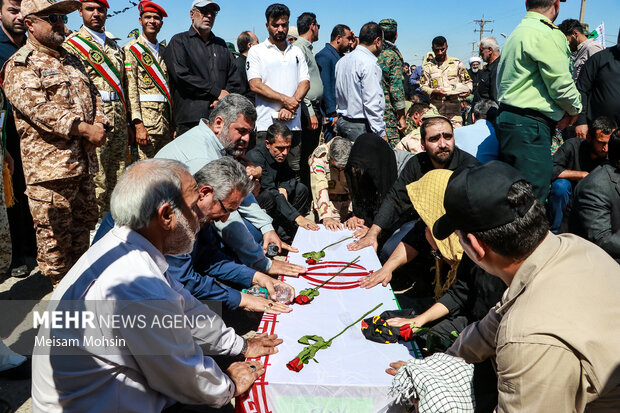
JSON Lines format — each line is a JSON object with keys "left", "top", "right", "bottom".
{"left": 138, "top": 0, "right": 167, "bottom": 17}
{"left": 81, "top": 0, "right": 110, "bottom": 8}
{"left": 379, "top": 19, "right": 397, "bottom": 30}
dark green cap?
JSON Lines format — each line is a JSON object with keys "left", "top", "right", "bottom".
{"left": 379, "top": 19, "right": 397, "bottom": 31}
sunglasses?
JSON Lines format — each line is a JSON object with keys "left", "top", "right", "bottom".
{"left": 36, "top": 14, "right": 68, "bottom": 24}
{"left": 196, "top": 6, "right": 218, "bottom": 16}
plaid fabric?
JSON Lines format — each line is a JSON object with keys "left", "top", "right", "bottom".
{"left": 389, "top": 353, "right": 475, "bottom": 412}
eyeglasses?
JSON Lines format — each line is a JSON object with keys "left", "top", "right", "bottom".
{"left": 195, "top": 6, "right": 218, "bottom": 16}
{"left": 218, "top": 199, "right": 229, "bottom": 214}
{"left": 36, "top": 14, "right": 68, "bottom": 24}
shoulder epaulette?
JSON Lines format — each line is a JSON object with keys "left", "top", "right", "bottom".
{"left": 540, "top": 19, "right": 559, "bottom": 30}
{"left": 13, "top": 45, "right": 34, "bottom": 66}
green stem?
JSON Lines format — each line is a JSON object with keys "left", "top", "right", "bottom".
{"left": 320, "top": 236, "right": 353, "bottom": 252}
{"left": 327, "top": 302, "right": 383, "bottom": 343}
{"left": 312, "top": 256, "right": 360, "bottom": 292}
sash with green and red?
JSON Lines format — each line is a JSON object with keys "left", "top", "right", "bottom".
{"left": 128, "top": 42, "right": 172, "bottom": 108}
{"left": 65, "top": 34, "right": 127, "bottom": 111}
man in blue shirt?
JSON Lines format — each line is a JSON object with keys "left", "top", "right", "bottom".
{"left": 454, "top": 99, "right": 499, "bottom": 163}
{"left": 316, "top": 23, "right": 354, "bottom": 141}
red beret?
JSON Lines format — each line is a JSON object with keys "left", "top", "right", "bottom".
{"left": 81, "top": 0, "right": 110, "bottom": 8}
{"left": 138, "top": 0, "right": 167, "bottom": 17}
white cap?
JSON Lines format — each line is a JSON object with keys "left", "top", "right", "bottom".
{"left": 469, "top": 56, "right": 483, "bottom": 65}
{"left": 191, "top": 0, "right": 220, "bottom": 10}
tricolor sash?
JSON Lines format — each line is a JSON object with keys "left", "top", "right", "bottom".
{"left": 66, "top": 35, "right": 127, "bottom": 111}
{"left": 128, "top": 42, "right": 172, "bottom": 108}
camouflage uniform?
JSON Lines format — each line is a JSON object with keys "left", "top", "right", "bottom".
{"left": 1, "top": 39, "right": 107, "bottom": 282}
{"left": 124, "top": 36, "right": 172, "bottom": 160}
{"left": 0, "top": 91, "right": 11, "bottom": 275}
{"left": 395, "top": 127, "right": 423, "bottom": 153}
{"left": 420, "top": 55, "right": 472, "bottom": 128}
{"left": 378, "top": 19, "right": 406, "bottom": 148}
{"left": 308, "top": 141, "right": 351, "bottom": 222}
{"left": 64, "top": 27, "right": 129, "bottom": 217}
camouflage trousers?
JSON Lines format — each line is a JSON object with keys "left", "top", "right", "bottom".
{"left": 137, "top": 133, "right": 173, "bottom": 160}
{"left": 431, "top": 98, "right": 463, "bottom": 129}
{"left": 0, "top": 154, "right": 11, "bottom": 275}
{"left": 26, "top": 175, "right": 98, "bottom": 282}
{"left": 384, "top": 108, "right": 401, "bottom": 148}
{"left": 94, "top": 127, "right": 128, "bottom": 218}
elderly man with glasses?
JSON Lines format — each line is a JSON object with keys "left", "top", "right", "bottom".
{"left": 163, "top": 0, "right": 243, "bottom": 136}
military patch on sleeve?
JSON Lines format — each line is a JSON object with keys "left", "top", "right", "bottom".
{"left": 314, "top": 164, "right": 326, "bottom": 174}
{"left": 124, "top": 63, "right": 132, "bottom": 71}
{"left": 142, "top": 74, "right": 153, "bottom": 85}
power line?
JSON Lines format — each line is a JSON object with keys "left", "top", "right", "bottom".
{"left": 472, "top": 16, "right": 494, "bottom": 43}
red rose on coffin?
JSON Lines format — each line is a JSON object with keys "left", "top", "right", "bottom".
{"left": 306, "top": 258, "right": 317, "bottom": 265}
{"left": 294, "top": 295, "right": 311, "bottom": 305}
{"left": 286, "top": 357, "right": 304, "bottom": 372}
{"left": 400, "top": 324, "right": 413, "bottom": 341}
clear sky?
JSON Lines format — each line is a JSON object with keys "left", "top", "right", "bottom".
{"left": 67, "top": 0, "right": 620, "bottom": 66}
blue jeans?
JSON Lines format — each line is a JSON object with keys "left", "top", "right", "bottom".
{"left": 548, "top": 179, "right": 572, "bottom": 234}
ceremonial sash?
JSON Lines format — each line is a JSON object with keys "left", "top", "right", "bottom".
{"left": 128, "top": 42, "right": 172, "bottom": 108}
{"left": 66, "top": 35, "right": 127, "bottom": 111}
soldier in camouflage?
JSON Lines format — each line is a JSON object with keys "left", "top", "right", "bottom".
{"left": 124, "top": 1, "right": 172, "bottom": 160}
{"left": 395, "top": 102, "right": 434, "bottom": 153}
{"left": 64, "top": 0, "right": 129, "bottom": 217}
{"left": 309, "top": 137, "right": 364, "bottom": 231}
{"left": 1, "top": 0, "right": 108, "bottom": 284}
{"left": 420, "top": 36, "right": 472, "bottom": 128}
{"left": 378, "top": 19, "right": 406, "bottom": 148}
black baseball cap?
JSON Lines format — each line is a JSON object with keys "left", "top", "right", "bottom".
{"left": 433, "top": 161, "right": 535, "bottom": 240}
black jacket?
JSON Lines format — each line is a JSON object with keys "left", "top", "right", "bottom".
{"left": 163, "top": 27, "right": 243, "bottom": 127}
{"left": 438, "top": 255, "right": 506, "bottom": 323}
{"left": 373, "top": 147, "right": 480, "bottom": 231}
{"left": 474, "top": 57, "right": 499, "bottom": 104}
{"left": 571, "top": 163, "right": 620, "bottom": 263}
{"left": 576, "top": 46, "right": 620, "bottom": 127}
{"left": 552, "top": 138, "right": 605, "bottom": 181}
{"left": 246, "top": 144, "right": 300, "bottom": 222}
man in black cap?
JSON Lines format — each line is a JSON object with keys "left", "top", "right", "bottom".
{"left": 389, "top": 161, "right": 620, "bottom": 411}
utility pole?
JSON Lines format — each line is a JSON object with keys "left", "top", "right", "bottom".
{"left": 579, "top": 0, "right": 586, "bottom": 23}
{"left": 472, "top": 16, "right": 494, "bottom": 43}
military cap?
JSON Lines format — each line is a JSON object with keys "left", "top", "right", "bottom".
{"left": 379, "top": 19, "right": 397, "bottom": 31}
{"left": 421, "top": 106, "right": 442, "bottom": 120}
{"left": 81, "top": 0, "right": 109, "bottom": 8}
{"left": 138, "top": 0, "right": 167, "bottom": 17}
{"left": 21, "top": 0, "right": 81, "bottom": 17}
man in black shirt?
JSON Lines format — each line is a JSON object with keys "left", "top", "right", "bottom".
{"left": 246, "top": 123, "right": 318, "bottom": 242}
{"left": 549, "top": 116, "right": 615, "bottom": 233}
{"left": 350, "top": 116, "right": 479, "bottom": 287}
{"left": 235, "top": 31, "right": 258, "bottom": 105}
{"left": 575, "top": 29, "right": 620, "bottom": 139}
{"left": 163, "top": 0, "right": 243, "bottom": 135}
{"left": 475, "top": 37, "right": 501, "bottom": 104}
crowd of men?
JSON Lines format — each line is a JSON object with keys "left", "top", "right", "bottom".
{"left": 0, "top": 0, "right": 619, "bottom": 411}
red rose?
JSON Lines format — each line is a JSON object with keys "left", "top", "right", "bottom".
{"left": 399, "top": 324, "right": 413, "bottom": 341}
{"left": 294, "top": 295, "right": 311, "bottom": 305}
{"left": 286, "top": 357, "right": 304, "bottom": 372}
{"left": 306, "top": 258, "right": 317, "bottom": 265}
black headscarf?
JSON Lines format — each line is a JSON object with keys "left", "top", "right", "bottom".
{"left": 345, "top": 133, "right": 398, "bottom": 227}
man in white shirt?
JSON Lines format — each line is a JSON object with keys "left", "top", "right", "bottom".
{"left": 32, "top": 158, "right": 282, "bottom": 412}
{"left": 335, "top": 22, "right": 386, "bottom": 141}
{"left": 247, "top": 3, "right": 310, "bottom": 174}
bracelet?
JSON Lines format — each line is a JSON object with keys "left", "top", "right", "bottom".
{"left": 241, "top": 337, "right": 248, "bottom": 357}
